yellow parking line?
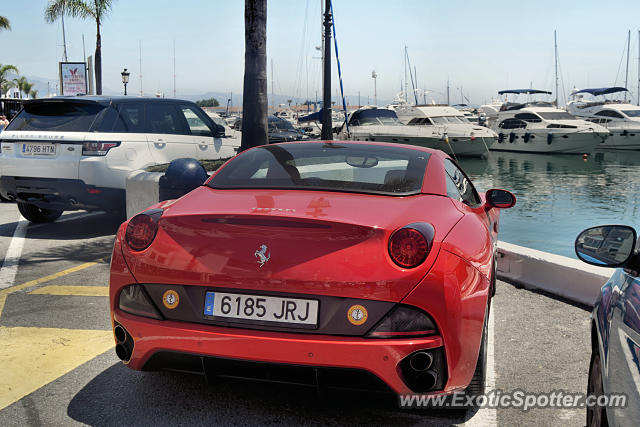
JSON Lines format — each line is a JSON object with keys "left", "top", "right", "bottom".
{"left": 0, "top": 326, "right": 113, "bottom": 410}
{"left": 29, "top": 285, "right": 109, "bottom": 297}
{"left": 0, "top": 260, "right": 102, "bottom": 318}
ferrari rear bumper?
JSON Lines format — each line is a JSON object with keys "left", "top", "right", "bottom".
{"left": 112, "top": 309, "right": 448, "bottom": 395}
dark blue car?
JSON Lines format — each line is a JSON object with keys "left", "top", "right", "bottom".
{"left": 576, "top": 225, "right": 640, "bottom": 426}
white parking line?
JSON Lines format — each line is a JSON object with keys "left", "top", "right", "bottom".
{"left": 0, "top": 218, "right": 27, "bottom": 290}
{"left": 465, "top": 305, "right": 497, "bottom": 426}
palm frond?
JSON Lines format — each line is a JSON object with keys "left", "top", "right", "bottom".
{"left": 45, "top": 0, "right": 96, "bottom": 23}
{"left": 0, "top": 16, "right": 11, "bottom": 30}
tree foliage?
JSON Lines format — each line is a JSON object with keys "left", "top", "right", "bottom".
{"left": 196, "top": 98, "right": 220, "bottom": 107}
{"left": 0, "top": 16, "right": 11, "bottom": 31}
{"left": 0, "top": 64, "right": 19, "bottom": 98}
{"left": 44, "top": 0, "right": 115, "bottom": 95}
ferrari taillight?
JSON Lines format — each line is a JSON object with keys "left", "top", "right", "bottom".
{"left": 125, "top": 208, "right": 163, "bottom": 251}
{"left": 388, "top": 223, "right": 434, "bottom": 268}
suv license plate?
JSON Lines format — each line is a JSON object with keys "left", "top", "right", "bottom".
{"left": 203, "top": 291, "right": 318, "bottom": 326}
{"left": 21, "top": 143, "right": 56, "bottom": 156}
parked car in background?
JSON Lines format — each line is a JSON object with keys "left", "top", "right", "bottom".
{"left": 575, "top": 225, "right": 640, "bottom": 426}
{"left": 110, "top": 141, "right": 515, "bottom": 399}
{"left": 232, "top": 115, "right": 309, "bottom": 143}
{"left": 0, "top": 96, "right": 238, "bottom": 223}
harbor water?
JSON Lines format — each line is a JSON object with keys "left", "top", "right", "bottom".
{"left": 458, "top": 150, "right": 640, "bottom": 258}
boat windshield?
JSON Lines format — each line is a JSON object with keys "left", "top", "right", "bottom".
{"left": 348, "top": 109, "right": 402, "bottom": 126}
{"left": 537, "top": 112, "right": 577, "bottom": 121}
{"left": 622, "top": 110, "right": 640, "bottom": 118}
{"left": 430, "top": 116, "right": 467, "bottom": 124}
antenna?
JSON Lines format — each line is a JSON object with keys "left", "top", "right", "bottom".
{"left": 271, "top": 58, "right": 274, "bottom": 111}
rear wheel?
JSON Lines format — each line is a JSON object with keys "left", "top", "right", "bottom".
{"left": 17, "top": 202, "right": 63, "bottom": 223}
{"left": 587, "top": 348, "right": 608, "bottom": 426}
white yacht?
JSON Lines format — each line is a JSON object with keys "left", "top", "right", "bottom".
{"left": 566, "top": 87, "right": 640, "bottom": 150}
{"left": 338, "top": 107, "right": 492, "bottom": 157}
{"left": 489, "top": 89, "right": 609, "bottom": 154}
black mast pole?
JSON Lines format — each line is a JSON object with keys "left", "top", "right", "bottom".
{"left": 321, "top": 0, "right": 332, "bottom": 140}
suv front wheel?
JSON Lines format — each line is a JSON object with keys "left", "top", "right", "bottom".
{"left": 17, "top": 202, "right": 63, "bottom": 223}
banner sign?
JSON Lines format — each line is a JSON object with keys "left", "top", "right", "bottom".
{"left": 59, "top": 62, "right": 87, "bottom": 96}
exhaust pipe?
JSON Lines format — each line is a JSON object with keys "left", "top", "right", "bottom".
{"left": 416, "top": 370, "right": 438, "bottom": 391}
{"left": 409, "top": 351, "right": 433, "bottom": 372}
{"left": 114, "top": 325, "right": 127, "bottom": 344}
{"left": 115, "top": 343, "right": 130, "bottom": 361}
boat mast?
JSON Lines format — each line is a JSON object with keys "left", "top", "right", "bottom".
{"left": 554, "top": 30, "right": 558, "bottom": 106}
{"left": 625, "top": 29, "right": 631, "bottom": 102}
{"left": 173, "top": 40, "right": 176, "bottom": 98}
{"left": 321, "top": 0, "right": 332, "bottom": 140}
{"left": 638, "top": 30, "right": 640, "bottom": 105}
{"left": 404, "top": 46, "right": 408, "bottom": 102}
{"left": 271, "top": 59, "right": 274, "bottom": 112}
{"left": 139, "top": 40, "right": 143, "bottom": 96}
{"left": 446, "top": 79, "right": 450, "bottom": 106}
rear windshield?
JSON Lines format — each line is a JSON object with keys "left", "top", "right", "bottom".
{"left": 208, "top": 143, "right": 430, "bottom": 196}
{"left": 6, "top": 101, "right": 106, "bottom": 132}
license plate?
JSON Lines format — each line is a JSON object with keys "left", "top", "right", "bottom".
{"left": 21, "top": 143, "right": 56, "bottom": 156}
{"left": 204, "top": 291, "right": 318, "bottom": 326}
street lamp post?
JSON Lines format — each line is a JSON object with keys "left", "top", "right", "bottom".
{"left": 121, "top": 68, "right": 130, "bottom": 96}
{"left": 371, "top": 70, "right": 377, "bottom": 106}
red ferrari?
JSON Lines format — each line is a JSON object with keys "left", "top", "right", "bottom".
{"left": 110, "top": 141, "right": 515, "bottom": 397}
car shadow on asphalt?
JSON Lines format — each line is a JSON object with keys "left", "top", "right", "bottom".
{"left": 67, "top": 363, "right": 470, "bottom": 426}
{"left": 16, "top": 236, "right": 115, "bottom": 268}
{"left": 0, "top": 212, "right": 123, "bottom": 240}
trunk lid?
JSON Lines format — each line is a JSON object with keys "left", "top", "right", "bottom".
{"left": 125, "top": 187, "right": 464, "bottom": 302}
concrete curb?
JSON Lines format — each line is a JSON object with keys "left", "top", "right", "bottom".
{"left": 125, "top": 170, "right": 162, "bottom": 219}
{"left": 124, "top": 169, "right": 613, "bottom": 308}
{"left": 497, "top": 241, "right": 612, "bottom": 307}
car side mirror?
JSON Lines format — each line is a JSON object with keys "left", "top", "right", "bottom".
{"left": 575, "top": 225, "right": 637, "bottom": 267}
{"left": 213, "top": 124, "right": 225, "bottom": 138}
{"left": 485, "top": 189, "right": 516, "bottom": 209}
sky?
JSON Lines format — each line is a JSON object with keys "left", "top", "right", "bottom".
{"left": 3, "top": 0, "right": 640, "bottom": 106}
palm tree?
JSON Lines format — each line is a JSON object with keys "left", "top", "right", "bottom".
{"left": 0, "top": 64, "right": 18, "bottom": 98}
{"left": 240, "top": 0, "right": 268, "bottom": 151}
{"left": 13, "top": 77, "right": 34, "bottom": 99}
{"left": 44, "top": 0, "right": 114, "bottom": 95}
{"left": 0, "top": 16, "right": 10, "bottom": 31}
{"left": 30, "top": 89, "right": 39, "bottom": 99}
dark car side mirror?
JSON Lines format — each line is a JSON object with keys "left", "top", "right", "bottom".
{"left": 575, "top": 225, "right": 637, "bottom": 267}
{"left": 213, "top": 123, "right": 225, "bottom": 138}
{"left": 485, "top": 189, "right": 516, "bottom": 209}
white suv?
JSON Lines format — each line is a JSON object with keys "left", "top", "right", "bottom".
{"left": 0, "top": 96, "right": 239, "bottom": 222}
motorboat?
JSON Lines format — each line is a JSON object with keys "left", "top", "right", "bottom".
{"left": 566, "top": 87, "right": 640, "bottom": 150}
{"left": 337, "top": 106, "right": 492, "bottom": 158}
{"left": 488, "top": 89, "right": 609, "bottom": 154}
{"left": 388, "top": 101, "right": 496, "bottom": 145}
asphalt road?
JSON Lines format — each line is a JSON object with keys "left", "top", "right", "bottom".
{"left": 0, "top": 201, "right": 593, "bottom": 426}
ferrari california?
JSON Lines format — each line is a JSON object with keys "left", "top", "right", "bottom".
{"left": 109, "top": 141, "right": 515, "bottom": 398}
